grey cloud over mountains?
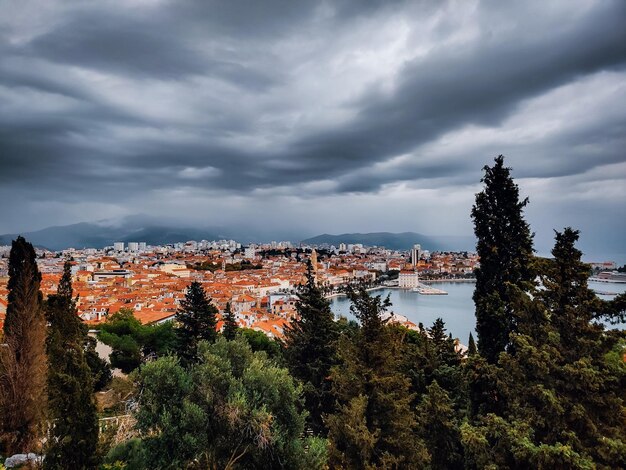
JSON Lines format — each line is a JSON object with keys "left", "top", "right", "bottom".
{"left": 0, "top": 0, "right": 625, "bottom": 256}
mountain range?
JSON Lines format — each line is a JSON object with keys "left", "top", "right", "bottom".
{"left": 301, "top": 232, "right": 475, "bottom": 251}
{"left": 0, "top": 220, "right": 475, "bottom": 252}
{"left": 0, "top": 221, "right": 221, "bottom": 251}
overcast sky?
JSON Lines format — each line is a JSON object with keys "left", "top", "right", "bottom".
{"left": 0, "top": 0, "right": 625, "bottom": 255}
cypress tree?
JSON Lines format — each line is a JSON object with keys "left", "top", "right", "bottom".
{"left": 467, "top": 333, "right": 477, "bottom": 356}
{"left": 471, "top": 155, "right": 534, "bottom": 362}
{"left": 0, "top": 236, "right": 47, "bottom": 455}
{"left": 221, "top": 301, "right": 238, "bottom": 341}
{"left": 45, "top": 261, "right": 99, "bottom": 470}
{"left": 175, "top": 281, "right": 218, "bottom": 364}
{"left": 327, "top": 287, "right": 429, "bottom": 468}
{"left": 283, "top": 260, "right": 338, "bottom": 435}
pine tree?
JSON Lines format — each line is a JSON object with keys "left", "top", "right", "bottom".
{"left": 417, "top": 380, "right": 464, "bottom": 469}
{"left": 533, "top": 228, "right": 626, "bottom": 464}
{"left": 463, "top": 228, "right": 626, "bottom": 468}
{"left": 471, "top": 155, "right": 534, "bottom": 362}
{"left": 175, "top": 281, "right": 218, "bottom": 364}
{"left": 45, "top": 261, "right": 99, "bottom": 470}
{"left": 428, "top": 318, "right": 462, "bottom": 367}
{"left": 327, "top": 287, "right": 429, "bottom": 468}
{"left": 467, "top": 332, "right": 477, "bottom": 356}
{"left": 283, "top": 260, "right": 338, "bottom": 435}
{"left": 221, "top": 301, "right": 238, "bottom": 341}
{"left": 541, "top": 228, "right": 603, "bottom": 360}
{"left": 0, "top": 236, "right": 47, "bottom": 455}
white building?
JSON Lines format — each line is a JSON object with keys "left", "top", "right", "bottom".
{"left": 128, "top": 242, "right": 139, "bottom": 252}
{"left": 244, "top": 245, "right": 256, "bottom": 259}
{"left": 398, "top": 270, "right": 420, "bottom": 289}
{"left": 138, "top": 242, "right": 147, "bottom": 252}
{"left": 369, "top": 262, "right": 388, "bottom": 272}
{"left": 113, "top": 242, "right": 124, "bottom": 252}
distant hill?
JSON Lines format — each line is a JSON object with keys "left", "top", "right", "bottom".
{"left": 0, "top": 222, "right": 220, "bottom": 251}
{"left": 301, "top": 232, "right": 475, "bottom": 251}
{"left": 0, "top": 222, "right": 475, "bottom": 253}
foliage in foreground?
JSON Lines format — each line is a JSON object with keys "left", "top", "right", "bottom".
{"left": 283, "top": 260, "right": 338, "bottom": 435}
{"left": 0, "top": 236, "right": 47, "bottom": 455}
{"left": 97, "top": 308, "right": 177, "bottom": 373}
{"left": 45, "top": 261, "right": 99, "bottom": 470}
{"left": 118, "top": 337, "right": 327, "bottom": 469}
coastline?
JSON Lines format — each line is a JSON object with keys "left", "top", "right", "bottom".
{"left": 324, "top": 279, "right": 476, "bottom": 299}
{"left": 325, "top": 285, "right": 393, "bottom": 299}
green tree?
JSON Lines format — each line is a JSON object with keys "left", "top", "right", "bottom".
{"left": 45, "top": 261, "right": 99, "bottom": 470}
{"left": 84, "top": 335, "right": 112, "bottom": 391}
{"left": 0, "top": 236, "right": 47, "bottom": 455}
{"left": 239, "top": 328, "right": 283, "bottom": 361}
{"left": 283, "top": 260, "right": 338, "bottom": 435}
{"left": 462, "top": 228, "right": 626, "bottom": 468}
{"left": 221, "top": 301, "right": 238, "bottom": 341}
{"left": 467, "top": 332, "right": 477, "bottom": 356}
{"left": 327, "top": 287, "right": 429, "bottom": 469}
{"left": 531, "top": 228, "right": 626, "bottom": 465}
{"left": 428, "top": 318, "right": 462, "bottom": 367}
{"left": 471, "top": 155, "right": 534, "bottom": 362}
{"left": 134, "top": 337, "right": 326, "bottom": 469}
{"left": 416, "top": 380, "right": 464, "bottom": 469}
{"left": 132, "top": 356, "right": 201, "bottom": 469}
{"left": 175, "top": 281, "right": 218, "bottom": 364}
{"left": 98, "top": 309, "right": 143, "bottom": 373}
{"left": 102, "top": 438, "right": 147, "bottom": 470}
{"left": 98, "top": 309, "right": 176, "bottom": 373}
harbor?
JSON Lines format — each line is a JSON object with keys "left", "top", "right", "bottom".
{"left": 412, "top": 283, "right": 448, "bottom": 295}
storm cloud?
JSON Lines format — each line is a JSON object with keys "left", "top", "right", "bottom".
{"left": 0, "top": 0, "right": 625, "bottom": 257}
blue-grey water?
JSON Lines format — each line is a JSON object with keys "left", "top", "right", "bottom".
{"left": 330, "top": 283, "right": 477, "bottom": 345}
{"left": 330, "top": 281, "right": 625, "bottom": 345}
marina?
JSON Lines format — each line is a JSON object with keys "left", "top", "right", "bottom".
{"left": 412, "top": 284, "right": 448, "bottom": 295}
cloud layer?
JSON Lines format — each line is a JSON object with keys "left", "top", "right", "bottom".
{"left": 1, "top": 0, "right": 625, "bottom": 256}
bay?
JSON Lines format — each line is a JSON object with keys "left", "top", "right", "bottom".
{"left": 330, "top": 282, "right": 477, "bottom": 345}
{"left": 330, "top": 281, "right": 626, "bottom": 345}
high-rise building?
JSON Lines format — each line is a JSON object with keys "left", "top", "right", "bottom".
{"left": 113, "top": 242, "right": 124, "bottom": 252}
{"left": 244, "top": 245, "right": 256, "bottom": 259}
{"left": 411, "top": 244, "right": 421, "bottom": 266}
{"left": 128, "top": 242, "right": 139, "bottom": 252}
{"left": 138, "top": 242, "right": 147, "bottom": 252}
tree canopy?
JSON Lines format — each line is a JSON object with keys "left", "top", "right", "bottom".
{"left": 0, "top": 236, "right": 47, "bottom": 455}
{"left": 283, "top": 260, "right": 338, "bottom": 435}
{"left": 175, "top": 281, "right": 218, "bottom": 364}
{"left": 471, "top": 155, "right": 534, "bottom": 362}
{"left": 45, "top": 261, "right": 99, "bottom": 470}
{"left": 132, "top": 337, "right": 327, "bottom": 470}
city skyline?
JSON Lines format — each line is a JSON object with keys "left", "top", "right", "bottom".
{"left": 1, "top": 0, "right": 625, "bottom": 256}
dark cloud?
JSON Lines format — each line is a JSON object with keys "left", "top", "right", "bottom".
{"left": 287, "top": 0, "right": 626, "bottom": 188}
{"left": 0, "top": 0, "right": 625, "bottom": 255}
